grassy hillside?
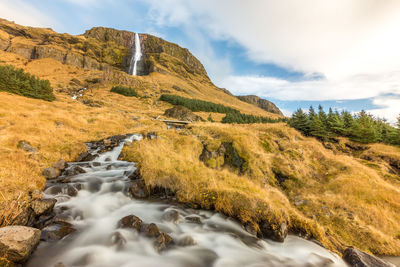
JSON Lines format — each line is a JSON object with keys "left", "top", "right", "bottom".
{"left": 0, "top": 25, "right": 400, "bottom": 258}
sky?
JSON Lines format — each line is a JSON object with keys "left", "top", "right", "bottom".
{"left": 1, "top": 0, "right": 400, "bottom": 121}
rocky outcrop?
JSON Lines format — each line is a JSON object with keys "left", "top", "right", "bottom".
{"left": 0, "top": 226, "right": 41, "bottom": 264}
{"left": 164, "top": 106, "right": 202, "bottom": 122}
{"left": 237, "top": 95, "right": 283, "bottom": 115}
{"left": 17, "top": 140, "right": 37, "bottom": 153}
{"left": 200, "top": 142, "right": 247, "bottom": 173}
{"left": 343, "top": 247, "right": 395, "bottom": 267}
{"left": 259, "top": 221, "right": 288, "bottom": 242}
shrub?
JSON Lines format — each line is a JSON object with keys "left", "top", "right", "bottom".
{"left": 222, "top": 112, "right": 286, "bottom": 124}
{"left": 160, "top": 94, "right": 239, "bottom": 114}
{"left": 0, "top": 65, "right": 55, "bottom": 101}
{"left": 110, "top": 85, "right": 139, "bottom": 97}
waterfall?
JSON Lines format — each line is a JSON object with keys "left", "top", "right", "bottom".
{"left": 128, "top": 33, "right": 142, "bottom": 76}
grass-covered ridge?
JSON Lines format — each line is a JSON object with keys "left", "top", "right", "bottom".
{"left": 0, "top": 65, "right": 55, "bottom": 101}
{"left": 123, "top": 123, "right": 400, "bottom": 256}
{"left": 110, "top": 85, "right": 139, "bottom": 97}
{"left": 160, "top": 94, "right": 240, "bottom": 114}
{"left": 160, "top": 94, "right": 284, "bottom": 124}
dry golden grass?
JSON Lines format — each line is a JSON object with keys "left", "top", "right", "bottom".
{"left": 123, "top": 123, "right": 400, "bottom": 255}
{"left": 1, "top": 49, "right": 400, "bottom": 256}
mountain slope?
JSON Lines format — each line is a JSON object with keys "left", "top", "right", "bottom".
{"left": 0, "top": 18, "right": 400, "bottom": 260}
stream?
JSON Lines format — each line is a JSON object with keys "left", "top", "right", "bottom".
{"left": 26, "top": 134, "right": 347, "bottom": 267}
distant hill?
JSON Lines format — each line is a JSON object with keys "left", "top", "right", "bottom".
{"left": 237, "top": 95, "right": 283, "bottom": 115}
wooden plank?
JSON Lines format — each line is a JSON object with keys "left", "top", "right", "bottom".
{"left": 160, "top": 119, "right": 191, "bottom": 125}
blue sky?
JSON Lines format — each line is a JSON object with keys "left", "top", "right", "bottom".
{"left": 1, "top": 0, "right": 400, "bottom": 121}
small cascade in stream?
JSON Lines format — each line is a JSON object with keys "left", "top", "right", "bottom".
{"left": 26, "top": 134, "right": 347, "bottom": 267}
{"left": 128, "top": 33, "right": 142, "bottom": 76}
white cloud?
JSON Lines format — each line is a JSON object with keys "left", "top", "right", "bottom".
{"left": 144, "top": 0, "right": 400, "bottom": 121}
{"left": 0, "top": 1, "right": 55, "bottom": 28}
{"left": 220, "top": 72, "right": 400, "bottom": 101}
{"left": 367, "top": 96, "right": 400, "bottom": 123}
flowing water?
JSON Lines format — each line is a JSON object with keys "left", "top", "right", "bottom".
{"left": 27, "top": 135, "right": 348, "bottom": 267}
{"left": 128, "top": 33, "right": 142, "bottom": 76}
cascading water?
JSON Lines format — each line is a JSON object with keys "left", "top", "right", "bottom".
{"left": 128, "top": 33, "right": 142, "bottom": 76}
{"left": 27, "top": 134, "right": 347, "bottom": 267}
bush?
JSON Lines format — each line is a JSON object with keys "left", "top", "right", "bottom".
{"left": 110, "top": 85, "right": 139, "bottom": 97}
{"left": 160, "top": 94, "right": 239, "bottom": 114}
{"left": 222, "top": 112, "right": 286, "bottom": 124}
{"left": 0, "top": 65, "right": 55, "bottom": 101}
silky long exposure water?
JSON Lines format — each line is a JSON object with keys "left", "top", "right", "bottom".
{"left": 26, "top": 134, "right": 347, "bottom": 267}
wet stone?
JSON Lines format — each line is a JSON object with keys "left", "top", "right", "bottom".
{"left": 177, "top": 235, "right": 196, "bottom": 247}
{"left": 43, "top": 167, "right": 61, "bottom": 179}
{"left": 30, "top": 199, "right": 57, "bottom": 216}
{"left": 343, "top": 247, "right": 395, "bottom": 267}
{"left": 52, "top": 159, "right": 68, "bottom": 171}
{"left": 140, "top": 223, "right": 160, "bottom": 238}
{"left": 129, "top": 179, "right": 149, "bottom": 199}
{"left": 110, "top": 232, "right": 127, "bottom": 248}
{"left": 162, "top": 210, "right": 180, "bottom": 223}
{"left": 185, "top": 215, "right": 202, "bottom": 224}
{"left": 40, "top": 224, "right": 76, "bottom": 242}
{"left": 155, "top": 232, "right": 173, "bottom": 252}
{"left": 118, "top": 215, "right": 142, "bottom": 230}
{"left": 63, "top": 165, "right": 86, "bottom": 176}
{"left": 259, "top": 221, "right": 288, "bottom": 242}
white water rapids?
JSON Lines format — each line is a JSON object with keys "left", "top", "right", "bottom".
{"left": 27, "top": 135, "right": 347, "bottom": 267}
{"left": 128, "top": 33, "right": 142, "bottom": 76}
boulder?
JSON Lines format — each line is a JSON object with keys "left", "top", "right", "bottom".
{"left": 29, "top": 190, "right": 43, "bottom": 201}
{"left": 139, "top": 223, "right": 160, "bottom": 238}
{"left": 162, "top": 210, "right": 180, "bottom": 223}
{"left": 63, "top": 165, "right": 86, "bottom": 176}
{"left": 118, "top": 215, "right": 142, "bottom": 230}
{"left": 128, "top": 168, "right": 141, "bottom": 180}
{"left": 40, "top": 224, "right": 76, "bottom": 242}
{"left": 129, "top": 179, "right": 149, "bottom": 199}
{"left": 343, "top": 247, "right": 395, "bottom": 267}
{"left": 52, "top": 159, "right": 68, "bottom": 171}
{"left": 17, "top": 140, "right": 37, "bottom": 153}
{"left": 185, "top": 215, "right": 201, "bottom": 224}
{"left": 259, "top": 221, "right": 288, "bottom": 242}
{"left": 42, "top": 167, "right": 61, "bottom": 179}
{"left": 154, "top": 233, "right": 173, "bottom": 251}
{"left": 177, "top": 236, "right": 196, "bottom": 247}
{"left": 30, "top": 199, "right": 57, "bottom": 216}
{"left": 164, "top": 106, "right": 202, "bottom": 122}
{"left": 0, "top": 226, "right": 41, "bottom": 263}
{"left": 76, "top": 152, "right": 96, "bottom": 162}
{"left": 110, "top": 232, "right": 126, "bottom": 248}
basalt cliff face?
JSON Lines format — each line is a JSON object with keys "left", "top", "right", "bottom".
{"left": 237, "top": 95, "right": 283, "bottom": 115}
{"left": 0, "top": 19, "right": 209, "bottom": 81}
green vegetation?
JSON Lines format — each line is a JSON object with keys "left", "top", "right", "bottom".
{"left": 160, "top": 94, "right": 239, "bottom": 114}
{"left": 222, "top": 112, "right": 286, "bottom": 124}
{"left": 0, "top": 65, "right": 55, "bottom": 101}
{"left": 161, "top": 94, "right": 284, "bottom": 124}
{"left": 289, "top": 105, "right": 400, "bottom": 144}
{"left": 110, "top": 85, "right": 139, "bottom": 97}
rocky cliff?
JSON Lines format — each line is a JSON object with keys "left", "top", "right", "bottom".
{"left": 0, "top": 19, "right": 209, "bottom": 82}
{"left": 237, "top": 95, "right": 283, "bottom": 115}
